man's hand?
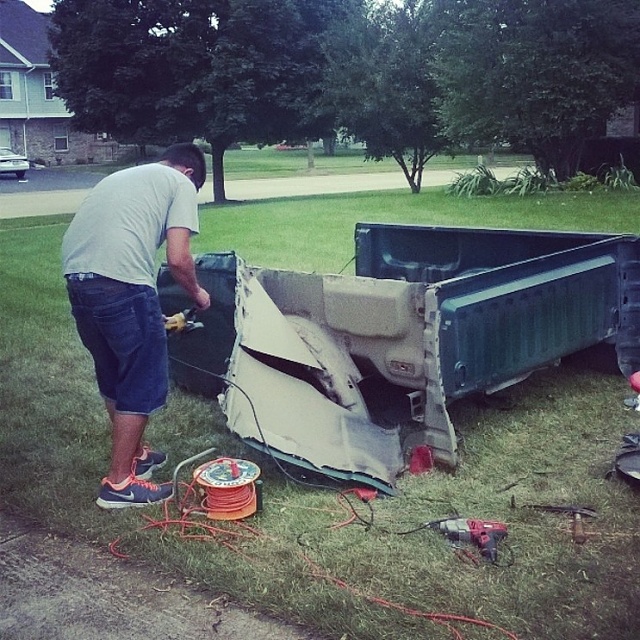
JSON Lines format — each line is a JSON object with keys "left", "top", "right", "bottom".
{"left": 194, "top": 286, "right": 211, "bottom": 311}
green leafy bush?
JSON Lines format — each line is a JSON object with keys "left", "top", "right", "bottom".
{"left": 562, "top": 172, "right": 602, "bottom": 192}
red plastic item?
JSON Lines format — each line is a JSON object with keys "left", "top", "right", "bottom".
{"left": 409, "top": 445, "right": 434, "bottom": 474}
{"left": 630, "top": 371, "right": 640, "bottom": 393}
{"left": 353, "top": 487, "right": 378, "bottom": 502}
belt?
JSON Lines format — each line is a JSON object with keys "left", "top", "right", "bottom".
{"left": 65, "top": 272, "right": 103, "bottom": 281}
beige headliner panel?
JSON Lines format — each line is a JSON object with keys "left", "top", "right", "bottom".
{"left": 238, "top": 274, "right": 321, "bottom": 370}
{"left": 221, "top": 267, "right": 404, "bottom": 491}
{"left": 222, "top": 348, "right": 403, "bottom": 490}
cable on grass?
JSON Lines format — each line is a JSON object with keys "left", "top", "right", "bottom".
{"left": 108, "top": 499, "right": 520, "bottom": 640}
{"left": 301, "top": 552, "right": 520, "bottom": 640}
{"left": 114, "top": 358, "right": 521, "bottom": 637}
{"left": 337, "top": 255, "right": 356, "bottom": 274}
{"left": 108, "top": 469, "right": 268, "bottom": 560}
{"left": 330, "top": 489, "right": 376, "bottom": 530}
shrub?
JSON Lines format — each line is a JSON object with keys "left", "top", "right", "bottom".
{"left": 604, "top": 160, "right": 640, "bottom": 191}
{"left": 502, "top": 167, "right": 555, "bottom": 196}
{"left": 447, "top": 165, "right": 555, "bottom": 197}
{"left": 446, "top": 165, "right": 502, "bottom": 197}
{"left": 562, "top": 172, "right": 602, "bottom": 192}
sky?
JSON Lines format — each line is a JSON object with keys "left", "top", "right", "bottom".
{"left": 23, "top": 0, "right": 54, "bottom": 13}
{"left": 23, "top": 0, "right": 394, "bottom": 15}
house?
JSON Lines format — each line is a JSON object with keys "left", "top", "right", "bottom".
{"left": 607, "top": 104, "right": 640, "bottom": 137}
{"left": 0, "top": 0, "right": 123, "bottom": 165}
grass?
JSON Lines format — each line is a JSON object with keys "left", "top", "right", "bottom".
{"left": 2, "top": 183, "right": 640, "bottom": 640}
{"left": 52, "top": 144, "right": 533, "bottom": 180}
{"left": 193, "top": 188, "right": 640, "bottom": 273}
{"left": 219, "top": 146, "right": 531, "bottom": 180}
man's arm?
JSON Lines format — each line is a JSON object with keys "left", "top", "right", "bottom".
{"left": 165, "top": 227, "right": 211, "bottom": 310}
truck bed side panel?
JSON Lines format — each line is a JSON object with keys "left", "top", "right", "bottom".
{"left": 437, "top": 255, "right": 618, "bottom": 399}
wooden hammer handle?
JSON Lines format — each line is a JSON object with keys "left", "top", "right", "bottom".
{"left": 572, "top": 513, "right": 587, "bottom": 544}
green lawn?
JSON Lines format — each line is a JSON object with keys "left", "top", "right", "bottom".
{"left": 193, "top": 187, "right": 640, "bottom": 273}
{"left": 54, "top": 144, "right": 533, "bottom": 180}
{"left": 2, "top": 185, "right": 640, "bottom": 640}
{"left": 219, "top": 145, "right": 532, "bottom": 180}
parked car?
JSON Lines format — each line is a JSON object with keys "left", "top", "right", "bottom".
{"left": 0, "top": 148, "right": 29, "bottom": 179}
{"left": 275, "top": 142, "right": 307, "bottom": 151}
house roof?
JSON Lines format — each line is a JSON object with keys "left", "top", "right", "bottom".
{"left": 0, "top": 0, "right": 52, "bottom": 67}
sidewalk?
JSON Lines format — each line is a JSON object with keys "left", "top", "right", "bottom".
{"left": 0, "top": 167, "right": 520, "bottom": 219}
{"left": 0, "top": 509, "right": 320, "bottom": 640}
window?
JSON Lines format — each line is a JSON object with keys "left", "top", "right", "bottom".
{"left": 44, "top": 72, "right": 54, "bottom": 100}
{"left": 0, "top": 72, "right": 13, "bottom": 100}
{"left": 53, "top": 124, "right": 69, "bottom": 152}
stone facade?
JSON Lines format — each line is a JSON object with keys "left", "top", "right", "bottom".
{"left": 18, "top": 119, "right": 126, "bottom": 166}
{"left": 6, "top": 118, "right": 128, "bottom": 166}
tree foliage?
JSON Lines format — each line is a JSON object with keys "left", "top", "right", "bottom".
{"left": 430, "top": 0, "right": 640, "bottom": 181}
{"left": 323, "top": 0, "right": 447, "bottom": 193}
{"left": 49, "top": 0, "right": 176, "bottom": 145}
{"left": 49, "top": 0, "right": 346, "bottom": 203}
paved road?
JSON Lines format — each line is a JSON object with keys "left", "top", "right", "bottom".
{"left": 0, "top": 166, "right": 520, "bottom": 219}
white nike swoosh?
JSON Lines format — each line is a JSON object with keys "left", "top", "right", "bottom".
{"left": 109, "top": 491, "right": 136, "bottom": 501}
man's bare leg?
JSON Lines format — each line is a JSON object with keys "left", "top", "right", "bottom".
{"left": 104, "top": 399, "right": 147, "bottom": 484}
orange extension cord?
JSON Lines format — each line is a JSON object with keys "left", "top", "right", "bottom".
{"left": 190, "top": 457, "right": 261, "bottom": 520}
{"left": 108, "top": 487, "right": 519, "bottom": 640}
{"left": 201, "top": 482, "right": 255, "bottom": 515}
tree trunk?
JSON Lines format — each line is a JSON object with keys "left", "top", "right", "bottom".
{"left": 392, "top": 150, "right": 421, "bottom": 193}
{"left": 531, "top": 139, "right": 585, "bottom": 183}
{"left": 307, "top": 140, "right": 315, "bottom": 170}
{"left": 210, "top": 142, "right": 227, "bottom": 204}
{"left": 323, "top": 136, "right": 336, "bottom": 156}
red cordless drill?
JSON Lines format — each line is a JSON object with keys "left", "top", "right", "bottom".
{"left": 427, "top": 517, "right": 508, "bottom": 563}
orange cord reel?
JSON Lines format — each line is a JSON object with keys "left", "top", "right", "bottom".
{"left": 192, "top": 457, "right": 262, "bottom": 520}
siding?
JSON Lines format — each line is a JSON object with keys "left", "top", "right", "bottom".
{"left": 0, "top": 69, "right": 69, "bottom": 118}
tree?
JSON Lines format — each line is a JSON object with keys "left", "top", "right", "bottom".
{"left": 322, "top": 0, "right": 447, "bottom": 193}
{"left": 50, "top": 0, "right": 349, "bottom": 203}
{"left": 49, "top": 0, "right": 177, "bottom": 147}
{"left": 430, "top": 0, "right": 640, "bottom": 181}
{"left": 162, "top": 0, "right": 348, "bottom": 202}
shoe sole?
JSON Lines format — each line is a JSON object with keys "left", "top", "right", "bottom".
{"left": 96, "top": 492, "right": 173, "bottom": 510}
{"left": 134, "top": 456, "right": 168, "bottom": 481}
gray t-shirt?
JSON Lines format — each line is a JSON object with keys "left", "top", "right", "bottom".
{"left": 62, "top": 163, "right": 199, "bottom": 288}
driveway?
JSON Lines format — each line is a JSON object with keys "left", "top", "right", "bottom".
{"left": 0, "top": 167, "right": 105, "bottom": 193}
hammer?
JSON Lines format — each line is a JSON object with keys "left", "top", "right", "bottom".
{"left": 520, "top": 503, "right": 597, "bottom": 544}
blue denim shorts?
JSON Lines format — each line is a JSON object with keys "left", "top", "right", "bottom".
{"left": 66, "top": 276, "right": 168, "bottom": 415}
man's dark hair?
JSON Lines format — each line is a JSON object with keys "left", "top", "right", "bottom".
{"left": 160, "top": 143, "right": 207, "bottom": 191}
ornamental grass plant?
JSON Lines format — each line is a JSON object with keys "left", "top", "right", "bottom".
{"left": 2, "top": 183, "right": 640, "bottom": 640}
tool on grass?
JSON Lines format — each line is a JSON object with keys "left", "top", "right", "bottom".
{"left": 426, "top": 517, "right": 509, "bottom": 564}
{"left": 164, "top": 306, "right": 203, "bottom": 334}
{"left": 172, "top": 449, "right": 263, "bottom": 520}
{"left": 192, "top": 457, "right": 262, "bottom": 521}
{"left": 521, "top": 503, "right": 597, "bottom": 544}
{"left": 608, "top": 432, "right": 640, "bottom": 487}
